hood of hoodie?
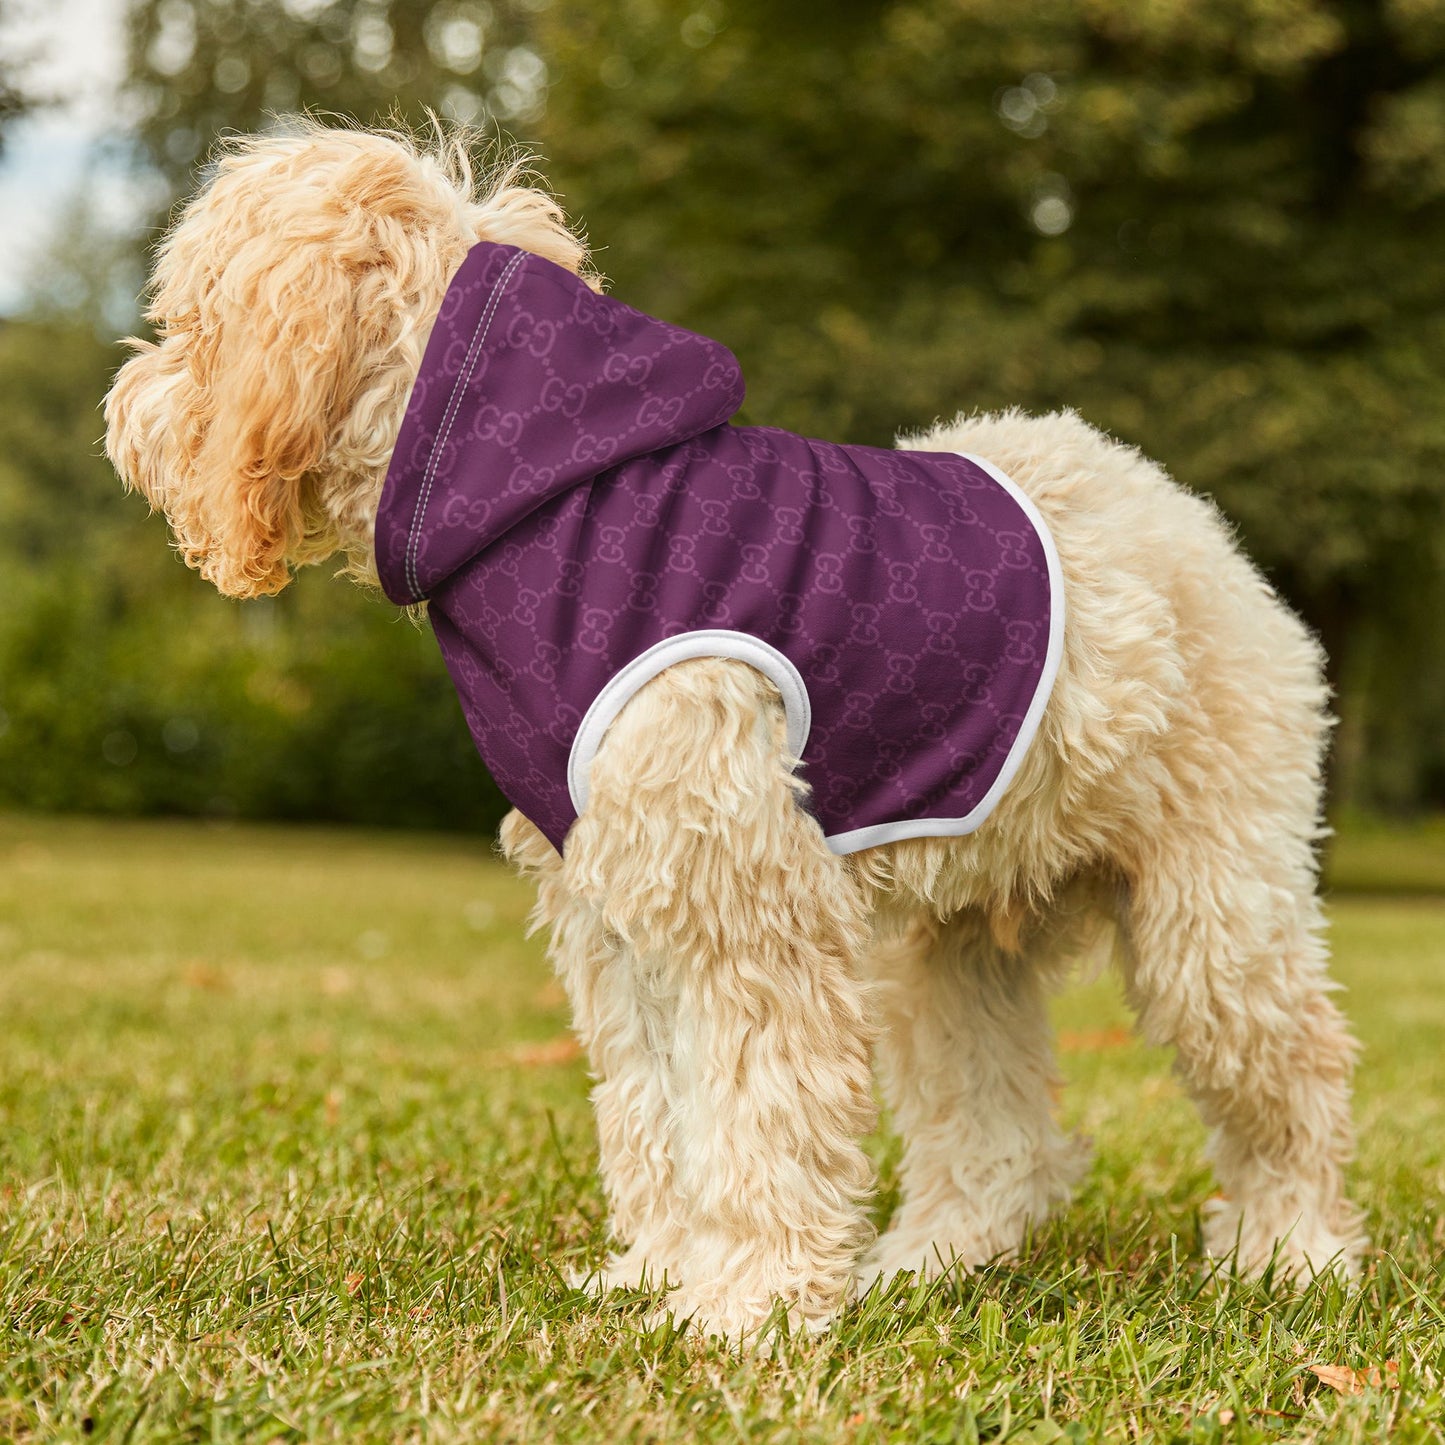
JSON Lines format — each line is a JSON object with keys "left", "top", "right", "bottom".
{"left": 374, "top": 242, "right": 746, "bottom": 605}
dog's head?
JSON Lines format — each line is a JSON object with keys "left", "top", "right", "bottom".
{"left": 105, "top": 121, "right": 589, "bottom": 598}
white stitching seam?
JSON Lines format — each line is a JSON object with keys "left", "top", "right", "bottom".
{"left": 405, "top": 248, "right": 528, "bottom": 601}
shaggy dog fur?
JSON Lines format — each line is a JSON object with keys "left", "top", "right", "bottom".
{"left": 105, "top": 122, "right": 1366, "bottom": 1342}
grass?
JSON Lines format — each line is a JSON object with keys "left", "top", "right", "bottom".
{"left": 1, "top": 812, "right": 1443, "bottom": 1443}
{"left": 1324, "top": 813, "right": 1445, "bottom": 897}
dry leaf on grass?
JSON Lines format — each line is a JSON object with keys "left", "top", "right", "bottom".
{"left": 320, "top": 967, "right": 353, "bottom": 997}
{"left": 181, "top": 961, "right": 229, "bottom": 992}
{"left": 534, "top": 980, "right": 567, "bottom": 1009}
{"left": 1309, "top": 1362, "right": 1399, "bottom": 1395}
{"left": 501, "top": 1036, "right": 584, "bottom": 1068}
{"left": 1057, "top": 1027, "right": 1133, "bottom": 1052}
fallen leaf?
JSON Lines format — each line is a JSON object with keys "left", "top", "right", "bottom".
{"left": 1309, "top": 1361, "right": 1399, "bottom": 1395}
{"left": 320, "top": 967, "right": 353, "bottom": 997}
{"left": 1057, "top": 1027, "right": 1133, "bottom": 1052}
{"left": 181, "top": 962, "right": 229, "bottom": 992}
{"left": 534, "top": 980, "right": 567, "bottom": 1009}
{"left": 502, "top": 1037, "right": 584, "bottom": 1068}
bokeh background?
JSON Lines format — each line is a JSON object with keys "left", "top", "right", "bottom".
{"left": 2, "top": 0, "right": 1443, "bottom": 836}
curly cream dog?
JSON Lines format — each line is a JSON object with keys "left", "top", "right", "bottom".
{"left": 105, "top": 123, "right": 1364, "bottom": 1341}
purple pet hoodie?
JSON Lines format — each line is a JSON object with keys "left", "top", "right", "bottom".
{"left": 375, "top": 242, "right": 1064, "bottom": 854}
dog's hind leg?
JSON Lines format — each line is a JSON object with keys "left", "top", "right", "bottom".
{"left": 1119, "top": 829, "right": 1365, "bottom": 1280}
{"left": 1105, "top": 579, "right": 1365, "bottom": 1279}
{"left": 562, "top": 658, "right": 878, "bottom": 1342}
{"left": 859, "top": 910, "right": 1089, "bottom": 1289}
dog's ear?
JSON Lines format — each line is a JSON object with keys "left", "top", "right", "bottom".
{"left": 105, "top": 239, "right": 353, "bottom": 600}
{"left": 183, "top": 243, "right": 354, "bottom": 598}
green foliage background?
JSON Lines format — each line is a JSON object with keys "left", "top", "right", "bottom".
{"left": 2, "top": 0, "right": 1443, "bottom": 828}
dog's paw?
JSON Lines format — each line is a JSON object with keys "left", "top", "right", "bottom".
{"left": 1201, "top": 1196, "right": 1367, "bottom": 1283}
{"left": 570, "top": 1245, "right": 675, "bottom": 1296}
{"left": 860, "top": 1132, "right": 1092, "bottom": 1295}
{"left": 860, "top": 1198, "right": 1054, "bottom": 1290}
{"left": 856, "top": 1233, "right": 995, "bottom": 1296}
{"left": 645, "top": 1287, "right": 836, "bottom": 1350}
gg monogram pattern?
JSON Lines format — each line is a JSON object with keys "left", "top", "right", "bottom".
{"left": 375, "top": 243, "right": 1061, "bottom": 854}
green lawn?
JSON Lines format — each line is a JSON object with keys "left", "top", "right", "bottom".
{"left": 2, "top": 812, "right": 1443, "bottom": 1443}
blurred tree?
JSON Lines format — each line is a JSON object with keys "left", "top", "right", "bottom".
{"left": 123, "top": 0, "right": 548, "bottom": 193}
{"left": 2, "top": 0, "right": 559, "bottom": 833}
{"left": 0, "top": 316, "right": 136, "bottom": 572}
{"left": 0, "top": 0, "right": 38, "bottom": 151}
{"left": 535, "top": 0, "right": 1445, "bottom": 808}
{"left": 0, "top": 314, "right": 507, "bottom": 829}
{"left": 14, "top": 0, "right": 1438, "bottom": 822}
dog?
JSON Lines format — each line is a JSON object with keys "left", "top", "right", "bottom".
{"left": 105, "top": 122, "right": 1365, "bottom": 1342}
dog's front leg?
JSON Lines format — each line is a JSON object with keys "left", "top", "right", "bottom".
{"left": 501, "top": 809, "right": 686, "bottom": 1290}
{"left": 564, "top": 658, "right": 878, "bottom": 1343}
